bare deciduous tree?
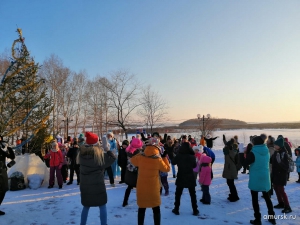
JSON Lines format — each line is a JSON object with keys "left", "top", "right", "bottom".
{"left": 100, "top": 70, "right": 141, "bottom": 138}
{"left": 138, "top": 85, "right": 168, "bottom": 133}
{"left": 39, "top": 54, "right": 70, "bottom": 136}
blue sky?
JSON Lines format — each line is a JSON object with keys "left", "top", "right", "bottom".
{"left": 1, "top": 1, "right": 300, "bottom": 123}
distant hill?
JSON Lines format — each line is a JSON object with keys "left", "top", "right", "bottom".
{"left": 179, "top": 118, "right": 247, "bottom": 127}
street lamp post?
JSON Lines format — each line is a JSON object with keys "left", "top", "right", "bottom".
{"left": 197, "top": 113, "right": 211, "bottom": 136}
{"left": 62, "top": 116, "right": 73, "bottom": 139}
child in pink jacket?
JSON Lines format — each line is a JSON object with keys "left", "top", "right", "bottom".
{"left": 199, "top": 154, "right": 212, "bottom": 204}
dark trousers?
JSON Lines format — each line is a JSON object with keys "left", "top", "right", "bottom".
{"left": 160, "top": 176, "right": 169, "bottom": 192}
{"left": 239, "top": 153, "right": 246, "bottom": 171}
{"left": 174, "top": 186, "right": 198, "bottom": 212}
{"left": 227, "top": 179, "right": 238, "bottom": 198}
{"left": 273, "top": 184, "right": 290, "bottom": 206}
{"left": 49, "top": 166, "right": 63, "bottom": 186}
{"left": 0, "top": 192, "right": 5, "bottom": 205}
{"left": 298, "top": 172, "right": 300, "bottom": 181}
{"left": 120, "top": 166, "right": 126, "bottom": 182}
{"left": 138, "top": 206, "right": 160, "bottom": 225}
{"left": 251, "top": 190, "right": 274, "bottom": 220}
{"left": 105, "top": 166, "right": 114, "bottom": 184}
{"left": 69, "top": 164, "right": 80, "bottom": 182}
{"left": 201, "top": 185, "right": 211, "bottom": 203}
{"left": 123, "top": 185, "right": 133, "bottom": 205}
{"left": 61, "top": 164, "right": 69, "bottom": 182}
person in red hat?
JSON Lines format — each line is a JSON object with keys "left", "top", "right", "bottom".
{"left": 79, "top": 132, "right": 116, "bottom": 225}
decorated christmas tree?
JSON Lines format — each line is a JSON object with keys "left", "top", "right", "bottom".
{"left": 0, "top": 28, "right": 53, "bottom": 153}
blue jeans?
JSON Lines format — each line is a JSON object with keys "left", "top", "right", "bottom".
{"left": 171, "top": 164, "right": 176, "bottom": 176}
{"left": 80, "top": 204, "right": 107, "bottom": 225}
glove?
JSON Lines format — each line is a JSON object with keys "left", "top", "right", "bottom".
{"left": 276, "top": 153, "right": 281, "bottom": 163}
{"left": 58, "top": 164, "right": 62, "bottom": 169}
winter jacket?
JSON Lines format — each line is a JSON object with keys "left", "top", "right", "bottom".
{"left": 248, "top": 144, "right": 271, "bottom": 192}
{"left": 44, "top": 149, "right": 63, "bottom": 167}
{"left": 270, "top": 148, "right": 289, "bottom": 186}
{"left": 222, "top": 146, "right": 238, "bottom": 179}
{"left": 67, "top": 145, "right": 79, "bottom": 166}
{"left": 204, "top": 137, "right": 218, "bottom": 148}
{"left": 164, "top": 143, "right": 175, "bottom": 160}
{"left": 61, "top": 149, "right": 68, "bottom": 165}
{"left": 130, "top": 145, "right": 170, "bottom": 208}
{"left": 172, "top": 143, "right": 197, "bottom": 188}
{"left": 125, "top": 149, "right": 140, "bottom": 187}
{"left": 267, "top": 145, "right": 275, "bottom": 174}
{"left": 0, "top": 145, "right": 15, "bottom": 194}
{"left": 108, "top": 139, "right": 118, "bottom": 156}
{"left": 118, "top": 146, "right": 128, "bottom": 168}
{"left": 199, "top": 155, "right": 212, "bottom": 185}
{"left": 295, "top": 156, "right": 300, "bottom": 173}
{"left": 203, "top": 146, "right": 215, "bottom": 163}
{"left": 79, "top": 144, "right": 116, "bottom": 207}
{"left": 193, "top": 152, "right": 202, "bottom": 173}
{"left": 200, "top": 137, "right": 206, "bottom": 146}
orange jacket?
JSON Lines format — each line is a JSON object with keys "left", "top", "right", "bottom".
{"left": 131, "top": 145, "right": 170, "bottom": 208}
{"left": 200, "top": 137, "right": 206, "bottom": 146}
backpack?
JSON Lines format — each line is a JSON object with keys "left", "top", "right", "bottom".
{"left": 10, "top": 172, "right": 26, "bottom": 191}
{"left": 281, "top": 152, "right": 295, "bottom": 173}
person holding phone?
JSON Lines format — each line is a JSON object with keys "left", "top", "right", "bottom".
{"left": 0, "top": 135, "right": 15, "bottom": 215}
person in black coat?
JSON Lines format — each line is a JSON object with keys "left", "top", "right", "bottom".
{"left": 67, "top": 141, "right": 80, "bottom": 185}
{"left": 118, "top": 140, "right": 129, "bottom": 184}
{"left": 271, "top": 138, "right": 292, "bottom": 214}
{"left": 164, "top": 136, "right": 176, "bottom": 178}
{"left": 0, "top": 136, "right": 15, "bottom": 215}
{"left": 122, "top": 138, "right": 143, "bottom": 207}
{"left": 171, "top": 142, "right": 199, "bottom": 216}
{"left": 204, "top": 134, "right": 219, "bottom": 149}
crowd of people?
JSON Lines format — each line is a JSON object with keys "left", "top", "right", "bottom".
{"left": 0, "top": 131, "right": 299, "bottom": 225}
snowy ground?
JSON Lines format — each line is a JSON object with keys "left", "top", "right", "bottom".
{"left": 2, "top": 129, "right": 300, "bottom": 225}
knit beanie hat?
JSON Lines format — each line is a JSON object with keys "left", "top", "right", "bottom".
{"left": 126, "top": 138, "right": 143, "bottom": 154}
{"left": 85, "top": 132, "right": 99, "bottom": 145}
{"left": 122, "top": 140, "right": 129, "bottom": 146}
{"left": 274, "top": 138, "right": 284, "bottom": 148}
{"left": 252, "top": 136, "right": 264, "bottom": 145}
{"left": 152, "top": 132, "right": 160, "bottom": 138}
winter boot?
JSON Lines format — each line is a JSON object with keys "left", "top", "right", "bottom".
{"left": 59, "top": 185, "right": 62, "bottom": 189}
{"left": 0, "top": 210, "right": 5, "bottom": 216}
{"left": 67, "top": 181, "right": 73, "bottom": 185}
{"left": 267, "top": 211, "right": 276, "bottom": 224}
{"left": 48, "top": 185, "right": 53, "bottom": 188}
{"left": 273, "top": 202, "right": 284, "bottom": 209}
{"left": 229, "top": 195, "right": 240, "bottom": 202}
{"left": 281, "top": 206, "right": 292, "bottom": 213}
{"left": 172, "top": 208, "right": 179, "bottom": 215}
{"left": 165, "top": 190, "right": 169, "bottom": 196}
{"left": 250, "top": 212, "right": 261, "bottom": 225}
{"left": 193, "top": 209, "right": 199, "bottom": 216}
